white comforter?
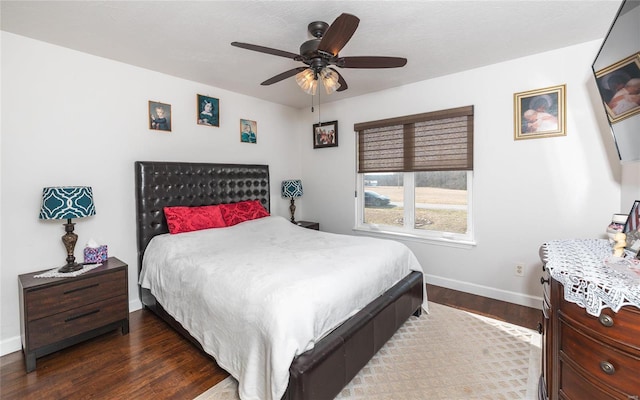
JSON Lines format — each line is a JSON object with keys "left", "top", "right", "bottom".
{"left": 140, "top": 216, "right": 424, "bottom": 400}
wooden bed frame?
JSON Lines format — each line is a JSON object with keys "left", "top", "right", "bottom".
{"left": 134, "top": 161, "right": 423, "bottom": 400}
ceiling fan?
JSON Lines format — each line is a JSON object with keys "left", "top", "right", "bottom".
{"left": 231, "top": 13, "right": 407, "bottom": 94}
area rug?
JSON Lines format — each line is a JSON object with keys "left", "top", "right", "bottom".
{"left": 195, "top": 302, "right": 541, "bottom": 400}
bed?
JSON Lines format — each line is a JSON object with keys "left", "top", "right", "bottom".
{"left": 134, "top": 161, "right": 424, "bottom": 400}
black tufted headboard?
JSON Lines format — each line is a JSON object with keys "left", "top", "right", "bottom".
{"left": 134, "top": 161, "right": 270, "bottom": 272}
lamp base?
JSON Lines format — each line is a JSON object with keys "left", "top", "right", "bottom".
{"left": 59, "top": 219, "right": 81, "bottom": 273}
{"left": 58, "top": 262, "right": 83, "bottom": 273}
{"left": 289, "top": 198, "right": 297, "bottom": 223}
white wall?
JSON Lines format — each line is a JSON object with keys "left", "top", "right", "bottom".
{"left": 300, "top": 40, "right": 624, "bottom": 308}
{"left": 0, "top": 32, "right": 305, "bottom": 355}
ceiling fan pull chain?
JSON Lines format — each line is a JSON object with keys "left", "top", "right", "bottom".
{"left": 318, "top": 89, "right": 321, "bottom": 124}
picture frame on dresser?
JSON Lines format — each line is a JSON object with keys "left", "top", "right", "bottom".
{"left": 623, "top": 199, "right": 640, "bottom": 255}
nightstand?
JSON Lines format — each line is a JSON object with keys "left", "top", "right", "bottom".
{"left": 18, "top": 257, "right": 129, "bottom": 372}
{"left": 296, "top": 220, "right": 320, "bottom": 230}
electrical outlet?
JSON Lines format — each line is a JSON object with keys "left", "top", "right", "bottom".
{"left": 515, "top": 264, "right": 524, "bottom": 277}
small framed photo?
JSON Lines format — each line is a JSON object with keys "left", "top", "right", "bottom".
{"left": 623, "top": 200, "right": 640, "bottom": 256}
{"left": 197, "top": 94, "right": 219, "bottom": 127}
{"left": 240, "top": 119, "right": 257, "bottom": 143}
{"left": 313, "top": 120, "right": 338, "bottom": 148}
{"left": 149, "top": 101, "right": 171, "bottom": 132}
{"left": 595, "top": 52, "right": 640, "bottom": 123}
{"left": 514, "top": 84, "right": 566, "bottom": 140}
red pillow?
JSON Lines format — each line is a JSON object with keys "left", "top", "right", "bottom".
{"left": 219, "top": 200, "right": 269, "bottom": 227}
{"left": 164, "top": 205, "right": 226, "bottom": 234}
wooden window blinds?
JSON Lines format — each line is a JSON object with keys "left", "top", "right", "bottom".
{"left": 355, "top": 105, "right": 474, "bottom": 173}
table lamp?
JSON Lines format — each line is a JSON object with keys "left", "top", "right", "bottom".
{"left": 281, "top": 180, "right": 303, "bottom": 223}
{"left": 39, "top": 186, "right": 96, "bottom": 272}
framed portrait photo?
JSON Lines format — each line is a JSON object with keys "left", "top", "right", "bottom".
{"left": 240, "top": 119, "right": 257, "bottom": 143}
{"left": 514, "top": 84, "right": 566, "bottom": 140}
{"left": 595, "top": 52, "right": 640, "bottom": 124}
{"left": 149, "top": 101, "right": 171, "bottom": 132}
{"left": 313, "top": 120, "right": 338, "bottom": 149}
{"left": 197, "top": 94, "right": 219, "bottom": 127}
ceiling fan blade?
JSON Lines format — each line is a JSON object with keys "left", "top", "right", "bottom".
{"left": 318, "top": 13, "right": 360, "bottom": 56}
{"left": 338, "top": 56, "right": 407, "bottom": 69}
{"left": 231, "top": 42, "right": 300, "bottom": 60}
{"left": 261, "top": 67, "right": 308, "bottom": 86}
{"left": 329, "top": 68, "right": 348, "bottom": 92}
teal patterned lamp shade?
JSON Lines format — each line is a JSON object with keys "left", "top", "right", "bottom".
{"left": 39, "top": 186, "right": 96, "bottom": 220}
{"left": 281, "top": 180, "right": 303, "bottom": 223}
{"left": 39, "top": 186, "right": 96, "bottom": 273}
{"left": 281, "top": 180, "right": 303, "bottom": 198}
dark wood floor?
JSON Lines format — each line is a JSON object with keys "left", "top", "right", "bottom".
{"left": 0, "top": 284, "right": 541, "bottom": 399}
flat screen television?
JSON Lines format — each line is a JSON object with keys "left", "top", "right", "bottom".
{"left": 592, "top": 0, "right": 640, "bottom": 162}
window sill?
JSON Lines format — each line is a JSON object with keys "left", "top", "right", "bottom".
{"left": 352, "top": 226, "right": 476, "bottom": 249}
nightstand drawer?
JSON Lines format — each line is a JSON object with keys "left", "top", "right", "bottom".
{"left": 26, "top": 270, "right": 127, "bottom": 320}
{"left": 29, "top": 294, "right": 128, "bottom": 349}
{"left": 296, "top": 220, "right": 319, "bottom": 230}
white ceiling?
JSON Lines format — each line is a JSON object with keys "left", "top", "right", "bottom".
{"left": 1, "top": 1, "right": 622, "bottom": 108}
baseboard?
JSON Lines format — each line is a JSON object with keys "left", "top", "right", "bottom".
{"left": 0, "top": 335, "right": 22, "bottom": 357}
{"left": 1, "top": 299, "right": 145, "bottom": 357}
{"left": 425, "top": 274, "right": 543, "bottom": 310}
{"left": 130, "top": 298, "right": 143, "bottom": 312}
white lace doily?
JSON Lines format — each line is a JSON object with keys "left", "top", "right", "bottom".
{"left": 542, "top": 239, "right": 640, "bottom": 316}
{"left": 34, "top": 263, "right": 102, "bottom": 278}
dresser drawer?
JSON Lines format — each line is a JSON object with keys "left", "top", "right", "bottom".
{"left": 28, "top": 294, "right": 128, "bottom": 349}
{"left": 559, "top": 299, "right": 640, "bottom": 352}
{"left": 25, "top": 270, "right": 127, "bottom": 320}
{"left": 559, "top": 361, "right": 619, "bottom": 400}
{"left": 560, "top": 321, "right": 640, "bottom": 397}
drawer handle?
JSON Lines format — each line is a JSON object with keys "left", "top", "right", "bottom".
{"left": 537, "top": 322, "right": 543, "bottom": 334}
{"left": 63, "top": 283, "right": 99, "bottom": 295}
{"left": 65, "top": 309, "right": 100, "bottom": 322}
{"left": 600, "top": 361, "right": 615, "bottom": 375}
{"left": 540, "top": 277, "right": 549, "bottom": 285}
{"left": 542, "top": 264, "right": 546, "bottom": 272}
{"left": 599, "top": 314, "right": 614, "bottom": 327}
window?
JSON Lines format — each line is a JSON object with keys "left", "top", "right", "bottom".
{"left": 355, "top": 106, "right": 474, "bottom": 244}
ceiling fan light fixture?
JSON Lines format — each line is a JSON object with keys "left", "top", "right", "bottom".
{"left": 233, "top": 13, "right": 407, "bottom": 94}
{"left": 320, "top": 68, "right": 341, "bottom": 94}
{"left": 295, "top": 68, "right": 318, "bottom": 95}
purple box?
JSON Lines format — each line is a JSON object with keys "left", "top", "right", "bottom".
{"left": 83, "top": 245, "right": 108, "bottom": 263}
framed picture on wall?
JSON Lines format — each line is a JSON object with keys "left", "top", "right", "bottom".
{"left": 149, "top": 101, "right": 171, "bottom": 132}
{"left": 313, "top": 120, "right": 338, "bottom": 148}
{"left": 514, "top": 84, "right": 566, "bottom": 140}
{"left": 240, "top": 119, "right": 257, "bottom": 143}
{"left": 595, "top": 52, "right": 640, "bottom": 123}
{"left": 197, "top": 94, "right": 219, "bottom": 127}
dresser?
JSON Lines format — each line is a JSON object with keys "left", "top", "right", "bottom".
{"left": 539, "top": 240, "right": 640, "bottom": 400}
{"left": 19, "top": 257, "right": 129, "bottom": 372}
